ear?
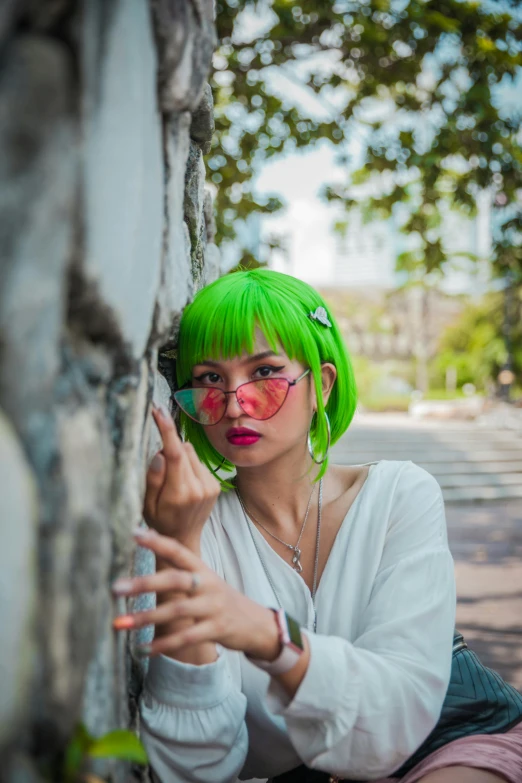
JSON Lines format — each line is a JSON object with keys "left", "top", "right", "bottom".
{"left": 321, "top": 362, "right": 337, "bottom": 405}
{"left": 312, "top": 363, "right": 337, "bottom": 412}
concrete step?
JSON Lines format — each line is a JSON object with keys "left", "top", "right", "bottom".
{"left": 435, "top": 473, "right": 522, "bottom": 488}
{"left": 416, "top": 461, "right": 522, "bottom": 474}
{"left": 332, "top": 454, "right": 522, "bottom": 474}
{"left": 347, "top": 430, "right": 519, "bottom": 442}
{"left": 342, "top": 448, "right": 522, "bottom": 458}
{"left": 343, "top": 438, "right": 522, "bottom": 450}
{"left": 332, "top": 449, "right": 522, "bottom": 462}
{"left": 336, "top": 414, "right": 522, "bottom": 502}
{"left": 442, "top": 485, "right": 522, "bottom": 502}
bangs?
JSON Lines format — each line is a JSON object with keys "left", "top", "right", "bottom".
{"left": 177, "top": 272, "right": 321, "bottom": 384}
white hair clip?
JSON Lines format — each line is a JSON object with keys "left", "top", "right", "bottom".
{"left": 308, "top": 306, "right": 332, "bottom": 328}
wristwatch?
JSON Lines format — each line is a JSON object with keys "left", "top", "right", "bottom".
{"left": 248, "top": 608, "right": 305, "bottom": 675}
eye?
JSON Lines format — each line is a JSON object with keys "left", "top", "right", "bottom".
{"left": 254, "top": 365, "right": 286, "bottom": 378}
{"left": 194, "top": 371, "right": 222, "bottom": 385}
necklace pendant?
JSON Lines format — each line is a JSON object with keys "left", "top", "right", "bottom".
{"left": 292, "top": 547, "right": 303, "bottom": 573}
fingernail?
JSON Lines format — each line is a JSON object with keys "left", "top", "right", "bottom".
{"left": 112, "top": 578, "right": 134, "bottom": 595}
{"left": 136, "top": 644, "right": 152, "bottom": 658}
{"left": 158, "top": 404, "right": 171, "bottom": 420}
{"left": 134, "top": 526, "right": 155, "bottom": 539}
{"left": 113, "top": 615, "right": 135, "bottom": 630}
{"left": 150, "top": 453, "right": 163, "bottom": 472}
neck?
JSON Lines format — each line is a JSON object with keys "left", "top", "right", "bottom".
{"left": 234, "top": 442, "right": 321, "bottom": 538}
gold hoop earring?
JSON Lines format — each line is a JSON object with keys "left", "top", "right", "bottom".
{"left": 307, "top": 411, "right": 331, "bottom": 465}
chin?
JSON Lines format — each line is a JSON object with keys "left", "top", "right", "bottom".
{"left": 224, "top": 453, "right": 266, "bottom": 468}
{"left": 226, "top": 447, "right": 293, "bottom": 471}
{"left": 217, "top": 444, "right": 270, "bottom": 468}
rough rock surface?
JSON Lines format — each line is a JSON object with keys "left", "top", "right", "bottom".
{"left": 151, "top": 0, "right": 215, "bottom": 113}
{"left": 0, "top": 1, "right": 221, "bottom": 779}
{"left": 82, "top": 0, "right": 164, "bottom": 360}
{"left": 0, "top": 412, "right": 37, "bottom": 747}
{"left": 191, "top": 82, "right": 215, "bottom": 154}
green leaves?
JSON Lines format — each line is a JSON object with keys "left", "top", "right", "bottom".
{"left": 63, "top": 724, "right": 147, "bottom": 783}
{"left": 64, "top": 725, "right": 93, "bottom": 783}
{"left": 425, "top": 11, "right": 460, "bottom": 34}
{"left": 211, "top": 0, "right": 521, "bottom": 281}
{"left": 431, "top": 292, "right": 521, "bottom": 390}
{"left": 88, "top": 731, "right": 148, "bottom": 763}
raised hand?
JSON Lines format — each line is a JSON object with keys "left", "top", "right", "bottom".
{"left": 113, "top": 529, "right": 280, "bottom": 662}
{"left": 143, "top": 406, "right": 221, "bottom": 550}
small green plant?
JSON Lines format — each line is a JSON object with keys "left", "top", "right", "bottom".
{"left": 63, "top": 724, "right": 148, "bottom": 783}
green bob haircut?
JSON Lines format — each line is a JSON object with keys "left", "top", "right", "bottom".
{"left": 176, "top": 268, "right": 357, "bottom": 487}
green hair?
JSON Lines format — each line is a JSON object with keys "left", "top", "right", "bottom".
{"left": 176, "top": 269, "right": 357, "bottom": 487}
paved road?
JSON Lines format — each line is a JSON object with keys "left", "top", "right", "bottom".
{"left": 333, "top": 412, "right": 522, "bottom": 691}
{"left": 333, "top": 411, "right": 522, "bottom": 502}
{"left": 447, "top": 501, "right": 522, "bottom": 690}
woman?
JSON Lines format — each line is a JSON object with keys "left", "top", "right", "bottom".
{"left": 112, "top": 270, "right": 522, "bottom": 783}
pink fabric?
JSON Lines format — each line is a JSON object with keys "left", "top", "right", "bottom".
{"left": 374, "top": 720, "right": 522, "bottom": 783}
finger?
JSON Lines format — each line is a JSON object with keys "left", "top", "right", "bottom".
{"left": 152, "top": 405, "right": 184, "bottom": 462}
{"left": 143, "top": 451, "right": 166, "bottom": 521}
{"left": 202, "top": 466, "right": 222, "bottom": 497}
{"left": 112, "top": 565, "right": 197, "bottom": 597}
{"left": 113, "top": 596, "right": 211, "bottom": 631}
{"left": 182, "top": 444, "right": 221, "bottom": 503}
{"left": 182, "top": 440, "right": 204, "bottom": 475}
{"left": 132, "top": 529, "right": 202, "bottom": 571}
{"left": 183, "top": 442, "right": 221, "bottom": 492}
{"left": 156, "top": 460, "right": 201, "bottom": 510}
{"left": 153, "top": 409, "right": 202, "bottom": 504}
{"left": 140, "top": 620, "right": 217, "bottom": 657}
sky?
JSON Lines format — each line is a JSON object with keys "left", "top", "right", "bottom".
{"left": 256, "top": 142, "right": 342, "bottom": 284}
{"left": 251, "top": 82, "right": 491, "bottom": 294}
{"left": 224, "top": 3, "right": 521, "bottom": 294}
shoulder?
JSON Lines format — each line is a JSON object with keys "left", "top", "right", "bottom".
{"left": 362, "top": 460, "right": 442, "bottom": 502}
{"left": 370, "top": 460, "right": 444, "bottom": 520}
{"left": 375, "top": 461, "right": 448, "bottom": 556}
{"left": 347, "top": 461, "right": 446, "bottom": 549}
{"left": 386, "top": 460, "right": 443, "bottom": 507}
{"left": 333, "top": 460, "right": 441, "bottom": 505}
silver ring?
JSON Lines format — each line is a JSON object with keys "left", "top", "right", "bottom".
{"left": 189, "top": 572, "right": 201, "bottom": 594}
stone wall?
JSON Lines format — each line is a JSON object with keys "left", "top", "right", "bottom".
{"left": 0, "top": 1, "right": 218, "bottom": 780}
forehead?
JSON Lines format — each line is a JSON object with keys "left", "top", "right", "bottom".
{"left": 195, "top": 328, "right": 290, "bottom": 367}
{"left": 250, "top": 328, "right": 272, "bottom": 353}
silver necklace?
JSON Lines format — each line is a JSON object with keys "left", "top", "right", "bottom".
{"left": 238, "top": 478, "right": 323, "bottom": 633}
{"left": 236, "top": 483, "right": 316, "bottom": 573}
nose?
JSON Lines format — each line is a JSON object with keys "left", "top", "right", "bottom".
{"left": 223, "top": 390, "right": 244, "bottom": 419}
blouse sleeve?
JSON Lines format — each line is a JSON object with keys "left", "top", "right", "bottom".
{"left": 266, "top": 462, "right": 456, "bottom": 780}
{"left": 139, "top": 519, "right": 249, "bottom": 783}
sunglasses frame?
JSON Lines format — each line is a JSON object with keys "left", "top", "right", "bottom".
{"left": 174, "top": 368, "right": 311, "bottom": 426}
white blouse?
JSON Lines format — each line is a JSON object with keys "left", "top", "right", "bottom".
{"left": 139, "top": 460, "right": 456, "bottom": 782}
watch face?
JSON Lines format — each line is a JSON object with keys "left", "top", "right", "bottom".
{"left": 286, "top": 612, "right": 304, "bottom": 652}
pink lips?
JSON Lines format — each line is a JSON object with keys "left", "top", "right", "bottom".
{"left": 226, "top": 427, "right": 261, "bottom": 446}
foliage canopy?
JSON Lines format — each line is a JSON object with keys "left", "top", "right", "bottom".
{"left": 432, "top": 289, "right": 522, "bottom": 390}
{"left": 210, "top": 0, "right": 522, "bottom": 281}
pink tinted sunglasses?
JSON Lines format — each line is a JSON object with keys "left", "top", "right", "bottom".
{"left": 174, "top": 368, "right": 311, "bottom": 426}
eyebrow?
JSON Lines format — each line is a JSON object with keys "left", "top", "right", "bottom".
{"left": 195, "top": 351, "right": 282, "bottom": 368}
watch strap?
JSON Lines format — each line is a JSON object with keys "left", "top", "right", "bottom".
{"left": 248, "top": 608, "right": 304, "bottom": 675}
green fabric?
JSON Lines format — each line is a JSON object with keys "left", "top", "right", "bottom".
{"left": 393, "top": 631, "right": 522, "bottom": 777}
{"left": 273, "top": 632, "right": 522, "bottom": 783}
